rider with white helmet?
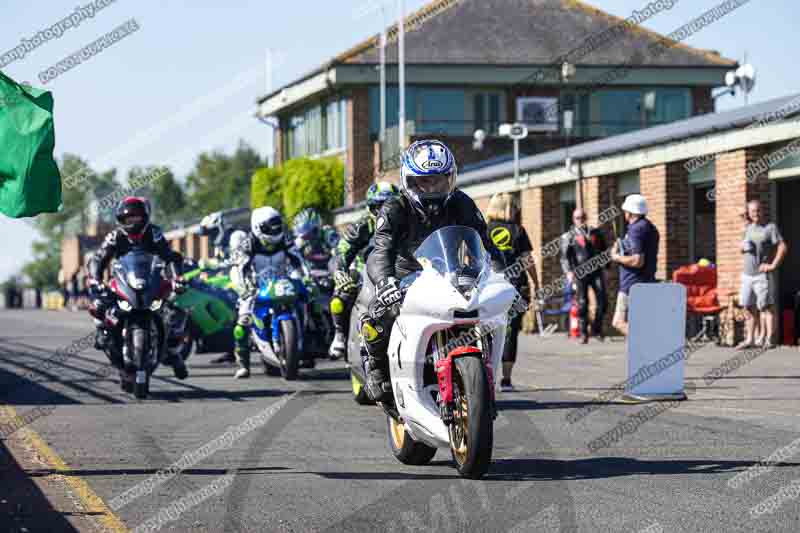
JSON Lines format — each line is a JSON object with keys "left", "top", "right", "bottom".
{"left": 362, "top": 140, "right": 506, "bottom": 401}
{"left": 230, "top": 206, "right": 304, "bottom": 378}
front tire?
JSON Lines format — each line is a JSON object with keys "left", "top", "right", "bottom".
{"left": 131, "top": 328, "right": 150, "bottom": 400}
{"left": 450, "top": 356, "right": 493, "bottom": 479}
{"left": 387, "top": 415, "right": 437, "bottom": 465}
{"left": 279, "top": 320, "right": 300, "bottom": 381}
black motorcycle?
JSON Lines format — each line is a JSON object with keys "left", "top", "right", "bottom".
{"left": 97, "top": 250, "right": 176, "bottom": 398}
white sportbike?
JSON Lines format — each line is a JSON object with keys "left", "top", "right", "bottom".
{"left": 375, "top": 225, "right": 517, "bottom": 479}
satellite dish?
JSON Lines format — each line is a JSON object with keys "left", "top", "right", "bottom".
{"left": 737, "top": 63, "right": 756, "bottom": 94}
{"left": 725, "top": 71, "right": 737, "bottom": 88}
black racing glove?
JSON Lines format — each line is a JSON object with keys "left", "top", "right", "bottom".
{"left": 376, "top": 277, "right": 402, "bottom": 309}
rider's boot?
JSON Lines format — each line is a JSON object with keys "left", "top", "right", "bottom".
{"left": 328, "top": 330, "right": 346, "bottom": 360}
{"left": 171, "top": 355, "right": 189, "bottom": 380}
{"left": 233, "top": 324, "right": 251, "bottom": 379}
{"left": 365, "top": 355, "right": 392, "bottom": 402}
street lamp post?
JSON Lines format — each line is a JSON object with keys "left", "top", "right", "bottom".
{"left": 499, "top": 123, "right": 529, "bottom": 185}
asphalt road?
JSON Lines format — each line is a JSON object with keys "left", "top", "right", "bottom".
{"left": 2, "top": 310, "right": 800, "bottom": 532}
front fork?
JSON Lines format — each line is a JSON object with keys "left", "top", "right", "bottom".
{"left": 434, "top": 335, "right": 498, "bottom": 426}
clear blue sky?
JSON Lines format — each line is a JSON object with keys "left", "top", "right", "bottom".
{"left": 0, "top": 0, "right": 795, "bottom": 281}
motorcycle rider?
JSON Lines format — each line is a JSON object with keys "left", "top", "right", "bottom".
{"left": 328, "top": 182, "right": 400, "bottom": 360}
{"left": 560, "top": 207, "right": 609, "bottom": 343}
{"left": 291, "top": 208, "right": 339, "bottom": 271}
{"left": 231, "top": 206, "right": 305, "bottom": 379}
{"left": 363, "top": 140, "right": 505, "bottom": 402}
{"left": 199, "top": 211, "right": 233, "bottom": 267}
{"left": 87, "top": 196, "right": 189, "bottom": 380}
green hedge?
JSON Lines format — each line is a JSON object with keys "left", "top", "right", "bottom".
{"left": 250, "top": 156, "right": 344, "bottom": 221}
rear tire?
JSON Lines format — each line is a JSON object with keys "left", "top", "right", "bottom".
{"left": 387, "top": 415, "right": 437, "bottom": 465}
{"left": 279, "top": 320, "right": 299, "bottom": 381}
{"left": 450, "top": 356, "right": 493, "bottom": 479}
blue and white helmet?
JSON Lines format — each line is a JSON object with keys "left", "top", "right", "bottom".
{"left": 400, "top": 139, "right": 457, "bottom": 216}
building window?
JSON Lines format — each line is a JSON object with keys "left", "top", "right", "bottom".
{"left": 285, "top": 98, "right": 347, "bottom": 159}
{"left": 473, "top": 92, "right": 503, "bottom": 135}
{"left": 559, "top": 181, "right": 577, "bottom": 234}
{"left": 561, "top": 88, "right": 692, "bottom": 137}
{"left": 615, "top": 171, "right": 640, "bottom": 236}
{"left": 689, "top": 160, "right": 716, "bottom": 263}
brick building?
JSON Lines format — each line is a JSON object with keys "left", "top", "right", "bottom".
{"left": 334, "top": 93, "right": 800, "bottom": 340}
{"left": 256, "top": 0, "right": 734, "bottom": 206}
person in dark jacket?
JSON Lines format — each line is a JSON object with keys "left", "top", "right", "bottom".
{"left": 560, "top": 208, "right": 609, "bottom": 343}
{"left": 87, "top": 196, "right": 188, "bottom": 379}
{"left": 363, "top": 140, "right": 505, "bottom": 402}
{"left": 328, "top": 182, "right": 400, "bottom": 360}
{"left": 486, "top": 192, "right": 539, "bottom": 391}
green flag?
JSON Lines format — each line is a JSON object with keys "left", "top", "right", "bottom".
{"left": 0, "top": 71, "right": 61, "bottom": 218}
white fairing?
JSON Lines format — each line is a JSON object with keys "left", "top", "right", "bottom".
{"left": 387, "top": 267, "right": 516, "bottom": 448}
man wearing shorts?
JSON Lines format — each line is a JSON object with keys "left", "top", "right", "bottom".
{"left": 738, "top": 200, "right": 787, "bottom": 350}
{"left": 610, "top": 194, "right": 660, "bottom": 336}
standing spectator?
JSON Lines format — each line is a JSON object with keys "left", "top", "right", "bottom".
{"left": 737, "top": 199, "right": 788, "bottom": 350}
{"left": 486, "top": 192, "right": 540, "bottom": 392}
{"left": 560, "top": 207, "right": 610, "bottom": 343}
{"left": 610, "top": 194, "right": 660, "bottom": 336}
{"left": 58, "top": 268, "right": 69, "bottom": 309}
{"left": 70, "top": 273, "right": 79, "bottom": 312}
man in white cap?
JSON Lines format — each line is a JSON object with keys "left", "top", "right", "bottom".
{"left": 610, "top": 194, "right": 660, "bottom": 335}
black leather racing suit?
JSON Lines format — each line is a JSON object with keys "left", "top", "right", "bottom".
{"left": 331, "top": 214, "right": 374, "bottom": 337}
{"left": 363, "top": 190, "right": 505, "bottom": 391}
{"left": 87, "top": 225, "right": 183, "bottom": 366}
{"left": 560, "top": 225, "right": 609, "bottom": 337}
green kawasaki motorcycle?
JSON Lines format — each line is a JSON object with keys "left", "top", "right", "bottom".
{"left": 164, "top": 264, "right": 237, "bottom": 360}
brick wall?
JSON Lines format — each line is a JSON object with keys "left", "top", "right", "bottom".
{"left": 346, "top": 89, "right": 374, "bottom": 205}
{"left": 582, "top": 175, "right": 620, "bottom": 334}
{"left": 714, "top": 147, "right": 771, "bottom": 297}
{"left": 640, "top": 162, "right": 690, "bottom": 281}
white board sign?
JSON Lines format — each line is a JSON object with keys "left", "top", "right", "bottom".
{"left": 625, "top": 283, "right": 687, "bottom": 399}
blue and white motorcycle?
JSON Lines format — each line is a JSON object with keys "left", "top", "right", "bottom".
{"left": 250, "top": 274, "right": 308, "bottom": 380}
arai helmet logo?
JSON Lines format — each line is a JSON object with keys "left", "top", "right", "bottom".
{"left": 420, "top": 159, "right": 443, "bottom": 170}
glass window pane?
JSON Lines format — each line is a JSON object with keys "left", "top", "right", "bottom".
{"left": 418, "top": 88, "right": 465, "bottom": 135}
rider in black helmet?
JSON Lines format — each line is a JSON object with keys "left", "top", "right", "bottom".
{"left": 87, "top": 196, "right": 189, "bottom": 380}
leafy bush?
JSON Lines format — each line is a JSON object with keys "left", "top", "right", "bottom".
{"left": 250, "top": 166, "right": 284, "bottom": 211}
{"left": 281, "top": 157, "right": 344, "bottom": 221}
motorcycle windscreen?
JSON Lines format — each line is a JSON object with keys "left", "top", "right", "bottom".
{"left": 115, "top": 251, "right": 163, "bottom": 308}
{"left": 413, "top": 225, "right": 490, "bottom": 287}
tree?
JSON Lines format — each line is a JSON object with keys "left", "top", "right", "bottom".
{"left": 250, "top": 166, "right": 283, "bottom": 211}
{"left": 281, "top": 156, "right": 345, "bottom": 221}
{"left": 185, "top": 140, "right": 263, "bottom": 215}
{"left": 128, "top": 166, "right": 186, "bottom": 229}
{"left": 22, "top": 241, "right": 60, "bottom": 289}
